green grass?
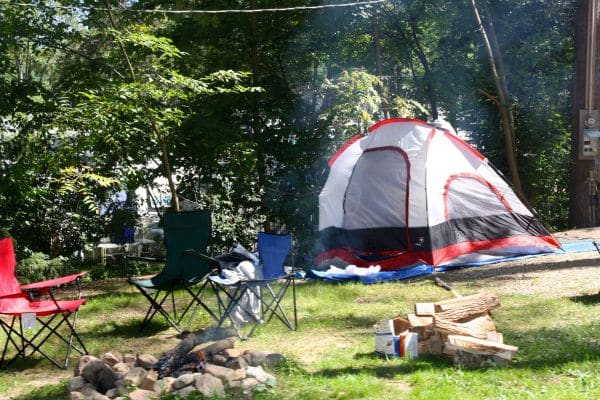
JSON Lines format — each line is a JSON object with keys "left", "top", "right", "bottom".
{"left": 1, "top": 276, "right": 599, "bottom": 399}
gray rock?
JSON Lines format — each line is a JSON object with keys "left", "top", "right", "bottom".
{"left": 153, "top": 376, "right": 176, "bottom": 393}
{"left": 203, "top": 363, "right": 234, "bottom": 382}
{"left": 240, "top": 377, "right": 259, "bottom": 390}
{"left": 174, "top": 386, "right": 197, "bottom": 398}
{"left": 222, "top": 348, "right": 244, "bottom": 358}
{"left": 123, "top": 354, "right": 137, "bottom": 364}
{"left": 74, "top": 355, "right": 101, "bottom": 377}
{"left": 112, "top": 362, "right": 131, "bottom": 376}
{"left": 81, "top": 359, "right": 118, "bottom": 393}
{"left": 91, "top": 392, "right": 110, "bottom": 400}
{"left": 228, "top": 379, "right": 242, "bottom": 389}
{"left": 194, "top": 373, "right": 225, "bottom": 397}
{"left": 105, "top": 388, "right": 118, "bottom": 399}
{"left": 100, "top": 352, "right": 122, "bottom": 367}
{"left": 127, "top": 389, "right": 158, "bottom": 400}
{"left": 80, "top": 384, "right": 98, "bottom": 397}
{"left": 245, "top": 366, "right": 276, "bottom": 387}
{"left": 70, "top": 392, "right": 85, "bottom": 400}
{"left": 225, "top": 356, "right": 248, "bottom": 370}
{"left": 114, "top": 380, "right": 128, "bottom": 396}
{"left": 139, "top": 369, "right": 158, "bottom": 391}
{"left": 69, "top": 376, "right": 86, "bottom": 392}
{"left": 243, "top": 350, "right": 269, "bottom": 367}
{"left": 226, "top": 367, "right": 247, "bottom": 386}
{"left": 211, "top": 353, "right": 228, "bottom": 366}
{"left": 136, "top": 353, "right": 158, "bottom": 369}
{"left": 123, "top": 367, "right": 148, "bottom": 387}
{"left": 172, "top": 373, "right": 195, "bottom": 390}
{"left": 263, "top": 353, "right": 286, "bottom": 368}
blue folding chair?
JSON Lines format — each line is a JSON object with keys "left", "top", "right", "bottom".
{"left": 208, "top": 232, "right": 298, "bottom": 339}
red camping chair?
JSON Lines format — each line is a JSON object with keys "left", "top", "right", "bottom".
{"left": 0, "top": 237, "right": 87, "bottom": 369}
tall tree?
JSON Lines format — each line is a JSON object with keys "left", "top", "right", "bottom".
{"left": 469, "top": 0, "right": 523, "bottom": 196}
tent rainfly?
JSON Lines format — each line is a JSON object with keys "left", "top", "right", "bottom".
{"left": 316, "top": 118, "right": 561, "bottom": 272}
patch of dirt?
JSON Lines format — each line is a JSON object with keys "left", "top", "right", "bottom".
{"left": 439, "top": 227, "right": 600, "bottom": 297}
{"left": 386, "top": 379, "right": 412, "bottom": 394}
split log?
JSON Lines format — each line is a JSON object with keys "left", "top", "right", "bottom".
{"left": 408, "top": 313, "right": 434, "bottom": 340}
{"left": 434, "top": 314, "right": 496, "bottom": 339}
{"left": 434, "top": 292, "right": 500, "bottom": 321}
{"left": 446, "top": 334, "right": 518, "bottom": 360}
{"left": 421, "top": 333, "right": 444, "bottom": 355}
{"left": 191, "top": 338, "right": 235, "bottom": 357}
{"left": 415, "top": 302, "right": 435, "bottom": 316}
{"left": 445, "top": 345, "right": 512, "bottom": 368}
{"left": 486, "top": 331, "right": 504, "bottom": 344}
{"left": 407, "top": 313, "right": 433, "bottom": 328}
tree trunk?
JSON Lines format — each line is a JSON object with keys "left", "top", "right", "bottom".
{"left": 408, "top": 13, "right": 438, "bottom": 121}
{"left": 372, "top": 19, "right": 390, "bottom": 118}
{"left": 151, "top": 118, "right": 180, "bottom": 212}
{"left": 373, "top": 21, "right": 383, "bottom": 77}
{"left": 249, "top": 0, "right": 270, "bottom": 231}
{"left": 312, "top": 60, "right": 319, "bottom": 113}
{"left": 106, "top": 4, "right": 180, "bottom": 211}
{"left": 570, "top": 0, "right": 598, "bottom": 227}
{"left": 386, "top": 8, "right": 439, "bottom": 120}
{"left": 469, "top": 0, "right": 523, "bottom": 197}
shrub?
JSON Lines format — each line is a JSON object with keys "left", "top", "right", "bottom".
{"left": 16, "top": 252, "right": 74, "bottom": 283}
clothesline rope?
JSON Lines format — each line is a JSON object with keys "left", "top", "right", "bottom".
{"left": 0, "top": 0, "right": 386, "bottom": 14}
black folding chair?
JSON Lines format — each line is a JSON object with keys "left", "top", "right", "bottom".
{"left": 208, "top": 233, "right": 298, "bottom": 339}
{"left": 127, "top": 210, "right": 219, "bottom": 332}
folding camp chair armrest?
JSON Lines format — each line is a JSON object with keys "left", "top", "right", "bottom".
{"left": 182, "top": 249, "right": 221, "bottom": 269}
{"left": 20, "top": 272, "right": 87, "bottom": 303}
{"left": 237, "top": 273, "right": 295, "bottom": 285}
{"left": 124, "top": 255, "right": 165, "bottom": 263}
{"left": 20, "top": 272, "right": 87, "bottom": 291}
{"left": 21, "top": 272, "right": 87, "bottom": 296}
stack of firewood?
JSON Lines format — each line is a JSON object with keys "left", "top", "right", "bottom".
{"left": 402, "top": 291, "right": 518, "bottom": 368}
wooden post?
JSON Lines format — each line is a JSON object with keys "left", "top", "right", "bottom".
{"left": 571, "top": 0, "right": 600, "bottom": 227}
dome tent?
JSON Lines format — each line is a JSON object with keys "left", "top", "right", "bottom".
{"left": 316, "top": 118, "right": 560, "bottom": 272}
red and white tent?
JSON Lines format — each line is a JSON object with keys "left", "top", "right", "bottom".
{"left": 316, "top": 118, "right": 560, "bottom": 271}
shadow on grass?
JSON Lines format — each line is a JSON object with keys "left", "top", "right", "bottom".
{"left": 299, "top": 314, "right": 382, "bottom": 331}
{"left": 84, "top": 318, "right": 170, "bottom": 338}
{"left": 305, "top": 320, "right": 600, "bottom": 380}
{"left": 0, "top": 357, "right": 46, "bottom": 372}
{"left": 569, "top": 293, "right": 600, "bottom": 305}
{"left": 12, "top": 382, "right": 67, "bottom": 400}
{"left": 312, "top": 353, "right": 451, "bottom": 379}
{"left": 499, "top": 322, "right": 600, "bottom": 370}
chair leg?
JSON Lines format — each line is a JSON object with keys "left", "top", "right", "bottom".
{"left": 134, "top": 282, "right": 222, "bottom": 333}
{"left": 292, "top": 277, "right": 298, "bottom": 330}
{"left": 261, "top": 282, "right": 294, "bottom": 328}
{"left": 0, "top": 317, "right": 24, "bottom": 366}
{"left": 182, "top": 280, "right": 221, "bottom": 331}
{"left": 134, "top": 285, "right": 182, "bottom": 333}
{"left": 210, "top": 277, "right": 298, "bottom": 339}
{"left": 212, "top": 284, "right": 262, "bottom": 339}
{"left": 0, "top": 312, "right": 87, "bottom": 369}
